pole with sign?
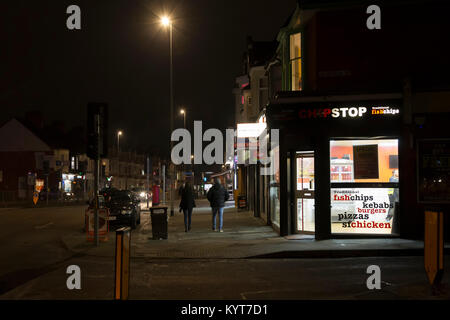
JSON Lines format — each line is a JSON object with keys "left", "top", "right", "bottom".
{"left": 33, "top": 191, "right": 39, "bottom": 205}
{"left": 87, "top": 103, "right": 108, "bottom": 246}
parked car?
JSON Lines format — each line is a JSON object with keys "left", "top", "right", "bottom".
{"left": 105, "top": 189, "right": 141, "bottom": 229}
{"left": 130, "top": 187, "right": 152, "bottom": 202}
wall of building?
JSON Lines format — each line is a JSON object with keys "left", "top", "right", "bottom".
{"left": 313, "top": 3, "right": 450, "bottom": 92}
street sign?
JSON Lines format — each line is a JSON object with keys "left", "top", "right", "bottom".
{"left": 424, "top": 210, "right": 444, "bottom": 285}
{"left": 85, "top": 208, "right": 109, "bottom": 241}
{"left": 33, "top": 192, "right": 39, "bottom": 205}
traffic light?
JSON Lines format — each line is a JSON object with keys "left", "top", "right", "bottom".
{"left": 87, "top": 103, "right": 108, "bottom": 160}
{"left": 78, "top": 161, "right": 86, "bottom": 175}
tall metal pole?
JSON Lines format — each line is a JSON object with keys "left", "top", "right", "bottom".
{"left": 181, "top": 110, "right": 186, "bottom": 180}
{"left": 94, "top": 114, "right": 100, "bottom": 246}
{"left": 169, "top": 23, "right": 175, "bottom": 216}
{"left": 146, "top": 156, "right": 150, "bottom": 209}
{"left": 162, "top": 164, "right": 166, "bottom": 204}
{"left": 46, "top": 174, "right": 49, "bottom": 206}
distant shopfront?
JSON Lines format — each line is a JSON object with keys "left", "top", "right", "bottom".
{"left": 62, "top": 173, "right": 86, "bottom": 199}
{"left": 266, "top": 94, "right": 404, "bottom": 239}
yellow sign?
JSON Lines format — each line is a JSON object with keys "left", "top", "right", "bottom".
{"left": 33, "top": 192, "right": 39, "bottom": 205}
{"left": 424, "top": 210, "right": 444, "bottom": 285}
{"left": 35, "top": 179, "right": 44, "bottom": 192}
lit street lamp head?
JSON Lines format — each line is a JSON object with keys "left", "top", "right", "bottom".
{"left": 161, "top": 16, "right": 171, "bottom": 27}
{"left": 118, "top": 131, "right": 123, "bottom": 136}
{"left": 180, "top": 109, "right": 185, "bottom": 114}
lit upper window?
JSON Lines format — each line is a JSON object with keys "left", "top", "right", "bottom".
{"left": 289, "top": 32, "right": 302, "bottom": 91}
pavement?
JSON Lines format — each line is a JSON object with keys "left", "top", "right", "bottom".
{"left": 59, "top": 198, "right": 445, "bottom": 260}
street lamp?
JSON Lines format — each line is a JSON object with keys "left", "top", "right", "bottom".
{"left": 180, "top": 108, "right": 186, "bottom": 129}
{"left": 117, "top": 130, "right": 123, "bottom": 153}
{"left": 161, "top": 16, "right": 170, "bottom": 27}
{"left": 160, "top": 15, "right": 175, "bottom": 216}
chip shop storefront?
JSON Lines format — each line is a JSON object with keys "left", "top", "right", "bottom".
{"left": 266, "top": 94, "right": 404, "bottom": 239}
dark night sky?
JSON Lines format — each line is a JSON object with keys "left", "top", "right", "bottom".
{"left": 1, "top": 0, "right": 296, "bottom": 155}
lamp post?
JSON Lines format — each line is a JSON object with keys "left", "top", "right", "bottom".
{"left": 180, "top": 109, "right": 186, "bottom": 129}
{"left": 161, "top": 16, "right": 175, "bottom": 216}
{"left": 117, "top": 130, "right": 123, "bottom": 153}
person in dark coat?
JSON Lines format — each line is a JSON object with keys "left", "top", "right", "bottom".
{"left": 179, "top": 181, "right": 196, "bottom": 232}
{"left": 207, "top": 178, "right": 229, "bottom": 232}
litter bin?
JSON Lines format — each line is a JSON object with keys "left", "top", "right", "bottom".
{"left": 150, "top": 206, "right": 168, "bottom": 239}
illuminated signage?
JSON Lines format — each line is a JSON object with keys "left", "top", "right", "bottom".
{"left": 35, "top": 179, "right": 45, "bottom": 192}
{"left": 298, "top": 106, "right": 400, "bottom": 119}
{"left": 237, "top": 123, "right": 267, "bottom": 138}
{"left": 371, "top": 106, "right": 400, "bottom": 115}
{"left": 331, "top": 188, "right": 397, "bottom": 234}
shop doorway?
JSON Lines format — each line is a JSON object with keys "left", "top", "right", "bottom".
{"left": 295, "top": 152, "right": 315, "bottom": 233}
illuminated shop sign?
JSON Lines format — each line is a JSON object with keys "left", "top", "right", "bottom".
{"left": 237, "top": 123, "right": 267, "bottom": 138}
{"left": 331, "top": 188, "right": 397, "bottom": 234}
{"left": 298, "top": 106, "right": 400, "bottom": 119}
{"left": 371, "top": 106, "right": 400, "bottom": 115}
{"left": 330, "top": 139, "right": 399, "bottom": 235}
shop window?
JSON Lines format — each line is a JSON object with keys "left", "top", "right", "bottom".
{"left": 289, "top": 32, "right": 302, "bottom": 91}
{"left": 270, "top": 146, "right": 280, "bottom": 227}
{"left": 330, "top": 139, "right": 399, "bottom": 235}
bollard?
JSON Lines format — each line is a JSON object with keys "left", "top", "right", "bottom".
{"left": 114, "top": 227, "right": 131, "bottom": 300}
{"left": 424, "top": 210, "right": 444, "bottom": 291}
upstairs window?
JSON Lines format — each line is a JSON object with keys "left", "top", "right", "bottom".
{"left": 289, "top": 32, "right": 302, "bottom": 91}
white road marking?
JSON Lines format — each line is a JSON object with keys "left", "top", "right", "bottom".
{"left": 34, "top": 222, "right": 54, "bottom": 229}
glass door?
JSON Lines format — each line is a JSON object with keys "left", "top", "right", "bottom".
{"left": 296, "top": 152, "right": 315, "bottom": 233}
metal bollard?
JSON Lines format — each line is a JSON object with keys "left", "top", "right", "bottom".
{"left": 114, "top": 227, "right": 131, "bottom": 300}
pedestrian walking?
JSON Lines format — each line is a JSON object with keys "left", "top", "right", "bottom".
{"left": 207, "top": 178, "right": 229, "bottom": 232}
{"left": 179, "top": 181, "right": 196, "bottom": 232}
